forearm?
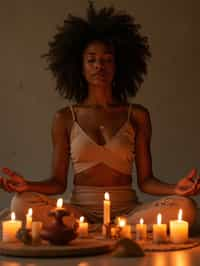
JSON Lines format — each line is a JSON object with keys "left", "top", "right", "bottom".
{"left": 26, "top": 178, "right": 66, "bottom": 195}
{"left": 140, "top": 176, "right": 176, "bottom": 196}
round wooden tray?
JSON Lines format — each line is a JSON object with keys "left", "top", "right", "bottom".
{"left": 138, "top": 238, "right": 200, "bottom": 252}
{"left": 0, "top": 238, "right": 115, "bottom": 257}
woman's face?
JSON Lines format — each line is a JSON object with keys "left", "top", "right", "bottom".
{"left": 82, "top": 41, "right": 115, "bottom": 88}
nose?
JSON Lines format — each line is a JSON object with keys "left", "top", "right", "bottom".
{"left": 94, "top": 59, "right": 104, "bottom": 70}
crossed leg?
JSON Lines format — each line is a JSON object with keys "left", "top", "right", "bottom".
{"left": 127, "top": 195, "right": 197, "bottom": 231}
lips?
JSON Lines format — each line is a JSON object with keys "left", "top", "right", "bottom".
{"left": 93, "top": 72, "right": 106, "bottom": 78}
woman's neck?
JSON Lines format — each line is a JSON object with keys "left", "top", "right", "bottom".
{"left": 85, "top": 85, "right": 115, "bottom": 108}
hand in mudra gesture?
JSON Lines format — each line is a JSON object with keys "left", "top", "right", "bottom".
{"left": 175, "top": 168, "right": 200, "bottom": 196}
{"left": 0, "top": 167, "right": 28, "bottom": 193}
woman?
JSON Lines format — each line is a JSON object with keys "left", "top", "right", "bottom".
{"left": 0, "top": 2, "right": 199, "bottom": 229}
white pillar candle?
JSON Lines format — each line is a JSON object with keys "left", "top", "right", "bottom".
{"left": 136, "top": 218, "right": 147, "bottom": 241}
{"left": 2, "top": 212, "right": 22, "bottom": 243}
{"left": 118, "top": 218, "right": 132, "bottom": 239}
{"left": 26, "top": 208, "right": 33, "bottom": 230}
{"left": 78, "top": 216, "right": 88, "bottom": 238}
{"left": 32, "top": 221, "right": 43, "bottom": 243}
{"left": 103, "top": 192, "right": 110, "bottom": 225}
{"left": 170, "top": 209, "right": 188, "bottom": 244}
{"left": 153, "top": 213, "right": 167, "bottom": 243}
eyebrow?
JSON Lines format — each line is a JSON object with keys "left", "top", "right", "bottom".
{"left": 87, "top": 52, "right": 114, "bottom": 55}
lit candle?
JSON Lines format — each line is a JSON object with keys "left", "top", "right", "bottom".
{"left": 78, "top": 216, "right": 88, "bottom": 238}
{"left": 118, "top": 218, "right": 132, "bottom": 239}
{"left": 136, "top": 218, "right": 147, "bottom": 241}
{"left": 56, "top": 198, "right": 64, "bottom": 209}
{"left": 153, "top": 213, "right": 167, "bottom": 243}
{"left": 170, "top": 209, "right": 188, "bottom": 244}
{"left": 2, "top": 212, "right": 22, "bottom": 242}
{"left": 26, "top": 208, "right": 33, "bottom": 230}
{"left": 104, "top": 192, "right": 110, "bottom": 225}
{"left": 32, "top": 221, "right": 43, "bottom": 244}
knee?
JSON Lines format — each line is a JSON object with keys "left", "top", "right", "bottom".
{"left": 10, "top": 192, "right": 37, "bottom": 220}
{"left": 172, "top": 196, "right": 197, "bottom": 225}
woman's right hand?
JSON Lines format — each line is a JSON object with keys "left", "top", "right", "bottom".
{"left": 0, "top": 167, "right": 28, "bottom": 193}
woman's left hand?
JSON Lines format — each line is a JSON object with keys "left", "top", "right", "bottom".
{"left": 175, "top": 168, "right": 200, "bottom": 196}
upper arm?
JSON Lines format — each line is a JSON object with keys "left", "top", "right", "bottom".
{"left": 51, "top": 109, "right": 71, "bottom": 190}
{"left": 131, "top": 105, "right": 154, "bottom": 188}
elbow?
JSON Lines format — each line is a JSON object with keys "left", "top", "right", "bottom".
{"left": 138, "top": 179, "right": 150, "bottom": 193}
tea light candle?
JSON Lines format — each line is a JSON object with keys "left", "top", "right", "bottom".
{"left": 78, "top": 216, "right": 88, "bottom": 238}
{"left": 170, "top": 209, "right": 188, "bottom": 244}
{"left": 2, "top": 212, "right": 22, "bottom": 242}
{"left": 153, "top": 213, "right": 167, "bottom": 243}
{"left": 136, "top": 218, "right": 147, "bottom": 241}
{"left": 104, "top": 192, "right": 110, "bottom": 225}
{"left": 118, "top": 218, "right": 132, "bottom": 239}
{"left": 26, "top": 208, "right": 33, "bottom": 230}
{"left": 32, "top": 221, "right": 43, "bottom": 243}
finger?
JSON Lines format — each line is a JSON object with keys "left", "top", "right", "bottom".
{"left": 186, "top": 168, "right": 197, "bottom": 180}
{"left": 2, "top": 178, "right": 13, "bottom": 193}
{"left": 7, "top": 182, "right": 20, "bottom": 192}
{"left": 193, "top": 182, "right": 200, "bottom": 195}
{"left": 177, "top": 185, "right": 197, "bottom": 196}
{"left": 1, "top": 167, "right": 17, "bottom": 177}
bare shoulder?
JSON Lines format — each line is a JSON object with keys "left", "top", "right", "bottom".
{"left": 52, "top": 106, "right": 74, "bottom": 132}
{"left": 130, "top": 103, "right": 151, "bottom": 128}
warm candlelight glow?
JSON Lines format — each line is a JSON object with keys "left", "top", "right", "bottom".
{"left": 169, "top": 208, "right": 188, "bottom": 244}
{"left": 11, "top": 212, "right": 15, "bottom": 221}
{"left": 136, "top": 217, "right": 147, "bottom": 241}
{"left": 27, "top": 208, "right": 32, "bottom": 217}
{"left": 80, "top": 216, "right": 84, "bottom": 223}
{"left": 119, "top": 218, "right": 126, "bottom": 228}
{"left": 103, "top": 192, "right": 111, "bottom": 226}
{"left": 2, "top": 212, "right": 22, "bottom": 242}
{"left": 178, "top": 209, "right": 182, "bottom": 221}
{"left": 157, "top": 213, "right": 162, "bottom": 225}
{"left": 104, "top": 192, "right": 110, "bottom": 201}
{"left": 78, "top": 216, "right": 88, "bottom": 238}
{"left": 153, "top": 213, "right": 167, "bottom": 243}
{"left": 56, "top": 198, "right": 63, "bottom": 208}
{"left": 26, "top": 208, "right": 33, "bottom": 230}
{"left": 140, "top": 218, "right": 144, "bottom": 225}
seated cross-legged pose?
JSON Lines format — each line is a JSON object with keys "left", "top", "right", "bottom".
{"left": 0, "top": 2, "right": 199, "bottom": 230}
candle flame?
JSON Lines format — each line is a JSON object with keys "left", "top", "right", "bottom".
{"left": 157, "top": 213, "right": 162, "bottom": 225}
{"left": 80, "top": 216, "right": 84, "bottom": 223}
{"left": 27, "top": 208, "right": 32, "bottom": 217}
{"left": 119, "top": 219, "right": 126, "bottom": 228}
{"left": 57, "top": 198, "right": 63, "bottom": 208}
{"left": 178, "top": 209, "right": 183, "bottom": 221}
{"left": 11, "top": 212, "right": 16, "bottom": 221}
{"left": 104, "top": 192, "right": 110, "bottom": 201}
{"left": 140, "top": 218, "right": 144, "bottom": 225}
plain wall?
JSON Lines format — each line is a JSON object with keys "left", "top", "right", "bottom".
{"left": 0, "top": 0, "right": 200, "bottom": 208}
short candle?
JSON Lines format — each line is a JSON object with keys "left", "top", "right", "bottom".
{"left": 2, "top": 212, "right": 22, "bottom": 243}
{"left": 118, "top": 218, "right": 132, "bottom": 239}
{"left": 136, "top": 218, "right": 147, "bottom": 241}
{"left": 78, "top": 216, "right": 88, "bottom": 238}
{"left": 32, "top": 221, "right": 43, "bottom": 243}
{"left": 170, "top": 209, "right": 188, "bottom": 244}
{"left": 153, "top": 213, "right": 167, "bottom": 243}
